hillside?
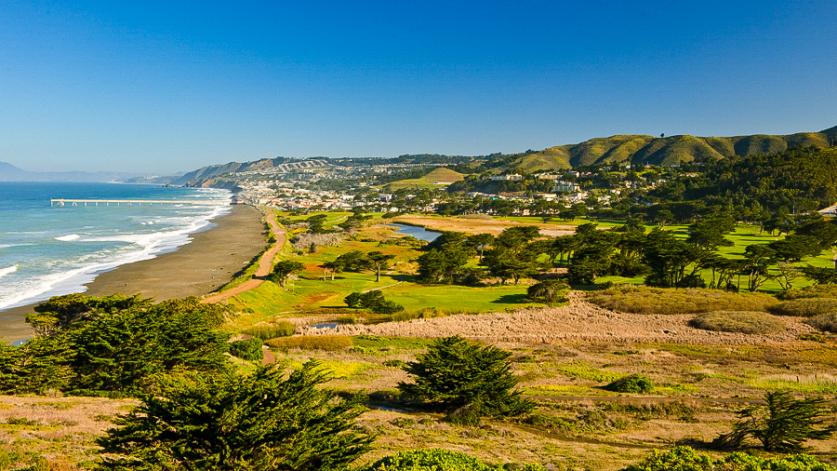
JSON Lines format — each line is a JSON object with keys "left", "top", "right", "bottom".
{"left": 510, "top": 126, "right": 836, "bottom": 171}
{"left": 386, "top": 167, "right": 465, "bottom": 189}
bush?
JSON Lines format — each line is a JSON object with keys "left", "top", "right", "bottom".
{"left": 398, "top": 336, "right": 533, "bottom": 425}
{"left": 603, "top": 374, "right": 654, "bottom": 393}
{"left": 527, "top": 280, "right": 570, "bottom": 304}
{"left": 689, "top": 311, "right": 785, "bottom": 334}
{"left": 243, "top": 322, "right": 295, "bottom": 340}
{"left": 780, "top": 284, "right": 837, "bottom": 300}
{"left": 769, "top": 298, "right": 837, "bottom": 317}
{"left": 265, "top": 335, "right": 353, "bottom": 351}
{"left": 713, "top": 391, "right": 835, "bottom": 452}
{"left": 361, "top": 449, "right": 546, "bottom": 471}
{"left": 806, "top": 312, "right": 837, "bottom": 333}
{"left": 228, "top": 338, "right": 263, "bottom": 361}
{"left": 344, "top": 291, "right": 404, "bottom": 314}
{"left": 589, "top": 285, "right": 777, "bottom": 315}
{"left": 622, "top": 446, "right": 836, "bottom": 471}
{"left": 97, "top": 364, "right": 372, "bottom": 469}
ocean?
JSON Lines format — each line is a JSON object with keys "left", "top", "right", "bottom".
{"left": 0, "top": 182, "right": 231, "bottom": 310}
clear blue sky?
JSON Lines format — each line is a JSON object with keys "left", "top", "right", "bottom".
{"left": 1, "top": 0, "right": 835, "bottom": 174}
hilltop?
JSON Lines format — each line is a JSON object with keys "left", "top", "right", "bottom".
{"left": 386, "top": 167, "right": 465, "bottom": 190}
{"left": 508, "top": 126, "right": 836, "bottom": 171}
{"left": 161, "top": 125, "right": 836, "bottom": 187}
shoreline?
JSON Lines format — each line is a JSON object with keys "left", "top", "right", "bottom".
{"left": 0, "top": 204, "right": 267, "bottom": 343}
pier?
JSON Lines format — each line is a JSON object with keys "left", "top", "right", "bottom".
{"left": 50, "top": 198, "right": 223, "bottom": 207}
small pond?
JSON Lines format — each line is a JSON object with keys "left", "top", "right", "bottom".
{"left": 390, "top": 223, "right": 442, "bottom": 242}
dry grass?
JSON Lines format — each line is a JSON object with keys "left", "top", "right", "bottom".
{"left": 265, "top": 335, "right": 353, "bottom": 351}
{"left": 588, "top": 286, "right": 777, "bottom": 315}
{"left": 806, "top": 312, "right": 837, "bottom": 333}
{"left": 769, "top": 298, "right": 837, "bottom": 317}
{"left": 688, "top": 311, "right": 785, "bottom": 334}
{"left": 392, "top": 215, "right": 575, "bottom": 236}
{"left": 780, "top": 284, "right": 837, "bottom": 300}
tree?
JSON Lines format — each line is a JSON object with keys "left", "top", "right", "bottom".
{"left": 417, "top": 233, "right": 474, "bottom": 284}
{"left": 399, "top": 336, "right": 532, "bottom": 424}
{"left": 2, "top": 297, "right": 229, "bottom": 395}
{"left": 334, "top": 250, "right": 372, "bottom": 272}
{"left": 713, "top": 391, "right": 835, "bottom": 452}
{"left": 97, "top": 363, "right": 373, "bottom": 470}
{"left": 306, "top": 214, "right": 329, "bottom": 233}
{"left": 270, "top": 260, "right": 304, "bottom": 288}
{"left": 741, "top": 245, "right": 774, "bottom": 292}
{"left": 642, "top": 229, "right": 704, "bottom": 287}
{"left": 344, "top": 291, "right": 403, "bottom": 314}
{"left": 485, "top": 226, "right": 541, "bottom": 284}
{"left": 527, "top": 280, "right": 569, "bottom": 304}
{"left": 466, "top": 233, "right": 494, "bottom": 263}
{"left": 687, "top": 213, "right": 735, "bottom": 250}
{"left": 367, "top": 251, "right": 395, "bottom": 282}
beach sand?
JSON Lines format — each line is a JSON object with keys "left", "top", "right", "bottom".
{"left": 0, "top": 204, "right": 266, "bottom": 342}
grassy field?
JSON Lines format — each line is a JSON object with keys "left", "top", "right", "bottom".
{"left": 223, "top": 211, "right": 543, "bottom": 332}
{"left": 4, "top": 333, "right": 834, "bottom": 469}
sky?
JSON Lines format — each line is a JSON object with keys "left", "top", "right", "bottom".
{"left": 0, "top": 1, "right": 835, "bottom": 174}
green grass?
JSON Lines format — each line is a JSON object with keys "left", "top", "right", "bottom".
{"left": 555, "top": 361, "right": 621, "bottom": 382}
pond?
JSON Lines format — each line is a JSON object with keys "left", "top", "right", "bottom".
{"left": 390, "top": 223, "right": 442, "bottom": 242}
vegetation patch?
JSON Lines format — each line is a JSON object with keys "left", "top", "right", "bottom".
{"left": 589, "top": 285, "right": 777, "bottom": 314}
{"left": 623, "top": 446, "right": 835, "bottom": 471}
{"left": 806, "top": 312, "right": 837, "bottom": 333}
{"left": 688, "top": 311, "right": 784, "bottom": 334}
{"left": 242, "top": 321, "right": 295, "bottom": 340}
{"left": 265, "top": 335, "right": 353, "bottom": 351}
{"left": 769, "top": 298, "right": 837, "bottom": 317}
{"left": 780, "top": 283, "right": 837, "bottom": 300}
{"left": 362, "top": 448, "right": 544, "bottom": 471}
{"left": 603, "top": 374, "right": 654, "bottom": 393}
{"left": 555, "top": 361, "right": 621, "bottom": 383}
{"left": 228, "top": 338, "right": 263, "bottom": 361}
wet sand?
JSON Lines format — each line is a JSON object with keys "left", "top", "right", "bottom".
{"left": 0, "top": 204, "right": 266, "bottom": 342}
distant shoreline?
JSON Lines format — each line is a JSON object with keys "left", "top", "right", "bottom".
{"left": 0, "top": 204, "right": 266, "bottom": 343}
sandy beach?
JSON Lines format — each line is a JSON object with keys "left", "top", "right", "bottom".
{"left": 0, "top": 204, "right": 266, "bottom": 342}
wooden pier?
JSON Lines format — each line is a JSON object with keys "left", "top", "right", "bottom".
{"left": 50, "top": 198, "right": 223, "bottom": 207}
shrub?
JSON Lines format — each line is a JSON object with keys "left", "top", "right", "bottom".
{"left": 603, "top": 374, "right": 654, "bottom": 393}
{"left": 622, "top": 446, "right": 836, "bottom": 471}
{"left": 527, "top": 280, "right": 570, "bottom": 304}
{"left": 398, "top": 336, "right": 533, "bottom": 424}
{"left": 344, "top": 291, "right": 404, "bottom": 314}
{"left": 361, "top": 449, "right": 546, "bottom": 471}
{"left": 769, "top": 298, "right": 837, "bottom": 317}
{"left": 689, "top": 311, "right": 785, "bottom": 334}
{"left": 228, "top": 338, "right": 263, "bottom": 361}
{"left": 713, "top": 391, "right": 835, "bottom": 452}
{"left": 97, "top": 364, "right": 372, "bottom": 469}
{"left": 243, "top": 322, "right": 295, "bottom": 340}
{"left": 806, "top": 312, "right": 837, "bottom": 333}
{"left": 265, "top": 335, "right": 353, "bottom": 351}
{"left": 780, "top": 284, "right": 837, "bottom": 300}
{"left": 589, "top": 285, "right": 777, "bottom": 315}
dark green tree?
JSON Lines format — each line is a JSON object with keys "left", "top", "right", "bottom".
{"left": 367, "top": 251, "right": 396, "bottom": 282}
{"left": 713, "top": 391, "right": 835, "bottom": 452}
{"left": 97, "top": 363, "right": 373, "bottom": 470}
{"left": 399, "top": 336, "right": 532, "bottom": 424}
{"left": 270, "top": 260, "right": 304, "bottom": 288}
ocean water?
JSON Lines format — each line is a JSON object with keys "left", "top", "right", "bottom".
{"left": 0, "top": 182, "right": 231, "bottom": 310}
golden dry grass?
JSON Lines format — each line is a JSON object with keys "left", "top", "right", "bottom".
{"left": 688, "top": 311, "right": 785, "bottom": 334}
{"left": 588, "top": 285, "right": 777, "bottom": 315}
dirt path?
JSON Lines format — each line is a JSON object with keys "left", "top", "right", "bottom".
{"left": 202, "top": 208, "right": 285, "bottom": 304}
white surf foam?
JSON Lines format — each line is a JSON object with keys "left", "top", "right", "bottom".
{"left": 55, "top": 234, "right": 81, "bottom": 241}
{"left": 0, "top": 190, "right": 233, "bottom": 310}
{"left": 0, "top": 265, "right": 17, "bottom": 279}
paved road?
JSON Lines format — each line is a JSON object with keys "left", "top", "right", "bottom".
{"left": 202, "top": 207, "right": 285, "bottom": 304}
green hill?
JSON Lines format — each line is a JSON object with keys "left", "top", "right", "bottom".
{"left": 386, "top": 167, "right": 465, "bottom": 189}
{"left": 510, "top": 126, "right": 836, "bottom": 170}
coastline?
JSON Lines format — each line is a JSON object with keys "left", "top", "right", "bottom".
{"left": 0, "top": 204, "right": 266, "bottom": 343}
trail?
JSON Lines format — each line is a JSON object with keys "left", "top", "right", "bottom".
{"left": 203, "top": 207, "right": 285, "bottom": 304}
